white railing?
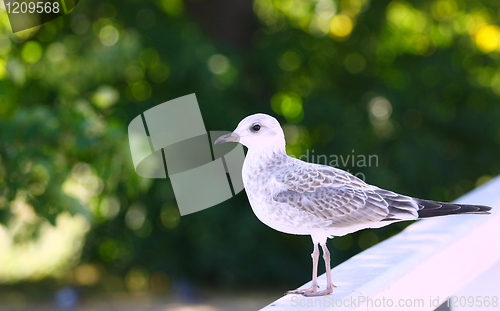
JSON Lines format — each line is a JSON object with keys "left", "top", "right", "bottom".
{"left": 260, "top": 176, "right": 500, "bottom": 311}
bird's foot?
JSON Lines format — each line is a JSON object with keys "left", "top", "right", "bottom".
{"left": 300, "top": 284, "right": 336, "bottom": 297}
{"left": 285, "top": 284, "right": 319, "bottom": 295}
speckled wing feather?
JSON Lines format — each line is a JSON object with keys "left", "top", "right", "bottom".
{"left": 273, "top": 162, "right": 420, "bottom": 227}
{"left": 274, "top": 162, "right": 367, "bottom": 192}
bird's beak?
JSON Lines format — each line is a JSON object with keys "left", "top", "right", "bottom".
{"left": 214, "top": 132, "right": 240, "bottom": 144}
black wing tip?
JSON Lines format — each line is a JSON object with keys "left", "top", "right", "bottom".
{"left": 415, "top": 198, "right": 493, "bottom": 219}
{"left": 478, "top": 205, "right": 492, "bottom": 212}
{"left": 455, "top": 204, "right": 492, "bottom": 213}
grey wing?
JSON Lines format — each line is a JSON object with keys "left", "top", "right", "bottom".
{"left": 273, "top": 187, "right": 389, "bottom": 227}
{"left": 273, "top": 163, "right": 420, "bottom": 227}
{"left": 274, "top": 163, "right": 368, "bottom": 192}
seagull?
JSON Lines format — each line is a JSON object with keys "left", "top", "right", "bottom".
{"left": 214, "top": 113, "right": 492, "bottom": 297}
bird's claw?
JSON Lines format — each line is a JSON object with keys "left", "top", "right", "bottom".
{"left": 285, "top": 284, "right": 336, "bottom": 297}
{"left": 301, "top": 286, "right": 335, "bottom": 297}
{"left": 285, "top": 285, "right": 318, "bottom": 296}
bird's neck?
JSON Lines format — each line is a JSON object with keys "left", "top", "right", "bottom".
{"left": 245, "top": 145, "right": 288, "bottom": 167}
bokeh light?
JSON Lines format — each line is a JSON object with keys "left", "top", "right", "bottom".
{"left": 474, "top": 25, "right": 500, "bottom": 53}
{"left": 271, "top": 92, "right": 304, "bottom": 123}
{"left": 99, "top": 25, "right": 119, "bottom": 47}
{"left": 329, "top": 14, "right": 353, "bottom": 39}
{"left": 21, "top": 41, "right": 42, "bottom": 63}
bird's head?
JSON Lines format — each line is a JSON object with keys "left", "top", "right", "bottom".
{"left": 214, "top": 113, "right": 286, "bottom": 151}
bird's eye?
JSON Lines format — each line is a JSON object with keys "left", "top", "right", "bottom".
{"left": 252, "top": 124, "right": 261, "bottom": 132}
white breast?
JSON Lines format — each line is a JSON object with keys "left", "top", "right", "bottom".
{"left": 242, "top": 151, "right": 314, "bottom": 235}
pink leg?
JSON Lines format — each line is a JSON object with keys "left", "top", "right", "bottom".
{"left": 285, "top": 242, "right": 319, "bottom": 295}
{"left": 302, "top": 242, "right": 336, "bottom": 297}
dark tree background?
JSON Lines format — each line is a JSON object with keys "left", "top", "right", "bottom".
{"left": 0, "top": 0, "right": 499, "bottom": 296}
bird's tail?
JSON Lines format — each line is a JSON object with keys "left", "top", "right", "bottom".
{"left": 415, "top": 198, "right": 492, "bottom": 219}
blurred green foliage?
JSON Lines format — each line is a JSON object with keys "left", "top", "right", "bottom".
{"left": 0, "top": 0, "right": 500, "bottom": 293}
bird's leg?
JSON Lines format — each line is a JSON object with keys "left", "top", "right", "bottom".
{"left": 285, "top": 243, "right": 319, "bottom": 295}
{"left": 302, "top": 242, "right": 336, "bottom": 297}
